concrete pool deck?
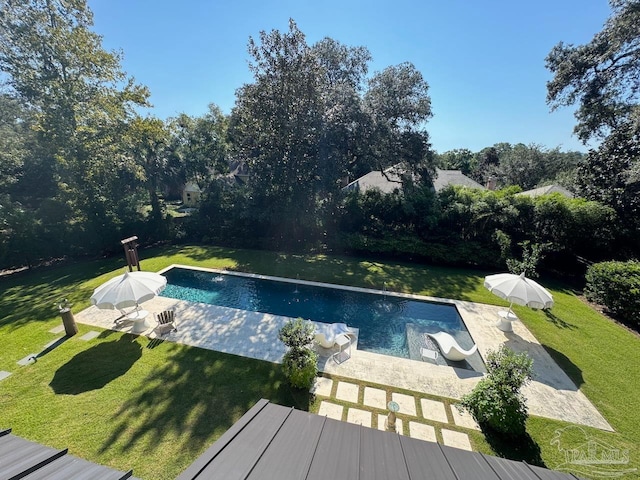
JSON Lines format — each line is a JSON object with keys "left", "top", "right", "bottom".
{"left": 75, "top": 284, "right": 612, "bottom": 432}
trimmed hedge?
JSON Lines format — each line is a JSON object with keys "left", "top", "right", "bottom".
{"left": 340, "top": 233, "right": 501, "bottom": 268}
{"left": 585, "top": 260, "right": 640, "bottom": 325}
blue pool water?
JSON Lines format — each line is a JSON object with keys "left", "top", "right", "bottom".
{"left": 160, "top": 267, "right": 477, "bottom": 361}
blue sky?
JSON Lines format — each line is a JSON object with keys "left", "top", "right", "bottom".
{"left": 90, "top": 0, "right": 612, "bottom": 153}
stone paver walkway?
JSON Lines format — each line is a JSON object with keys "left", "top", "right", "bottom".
{"left": 336, "top": 381, "right": 359, "bottom": 403}
{"left": 318, "top": 401, "right": 343, "bottom": 420}
{"left": 421, "top": 398, "right": 449, "bottom": 423}
{"left": 314, "top": 378, "right": 474, "bottom": 451}
{"left": 363, "top": 387, "right": 387, "bottom": 409}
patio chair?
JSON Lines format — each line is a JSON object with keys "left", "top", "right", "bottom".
{"left": 155, "top": 310, "right": 177, "bottom": 335}
{"left": 426, "top": 331, "right": 477, "bottom": 362}
{"left": 314, "top": 322, "right": 354, "bottom": 348}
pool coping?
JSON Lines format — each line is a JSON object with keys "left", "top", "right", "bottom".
{"left": 75, "top": 264, "right": 613, "bottom": 432}
{"left": 159, "top": 264, "right": 481, "bottom": 367}
{"left": 158, "top": 264, "right": 462, "bottom": 306}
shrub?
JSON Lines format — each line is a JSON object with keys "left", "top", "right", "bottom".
{"left": 458, "top": 346, "right": 533, "bottom": 437}
{"left": 585, "top": 260, "right": 640, "bottom": 326}
{"left": 340, "top": 233, "right": 501, "bottom": 268}
{"left": 278, "top": 318, "right": 318, "bottom": 389}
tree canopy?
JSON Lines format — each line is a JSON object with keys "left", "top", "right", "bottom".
{"left": 229, "top": 19, "right": 434, "bottom": 247}
{"left": 546, "top": 0, "right": 640, "bottom": 141}
{"left": 546, "top": 0, "right": 640, "bottom": 255}
{"left": 0, "top": 4, "right": 635, "bottom": 273}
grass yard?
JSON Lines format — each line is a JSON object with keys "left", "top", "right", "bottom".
{"left": 1, "top": 244, "right": 639, "bottom": 479}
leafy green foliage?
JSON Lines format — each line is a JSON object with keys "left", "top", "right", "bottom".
{"left": 229, "top": 20, "right": 327, "bottom": 248}
{"left": 585, "top": 261, "right": 640, "bottom": 325}
{"left": 0, "top": 94, "right": 31, "bottom": 192}
{"left": 576, "top": 117, "right": 640, "bottom": 254}
{"left": 0, "top": 0, "right": 151, "bottom": 260}
{"left": 339, "top": 184, "right": 618, "bottom": 271}
{"left": 278, "top": 318, "right": 318, "bottom": 389}
{"left": 125, "top": 116, "right": 171, "bottom": 234}
{"left": 364, "top": 63, "right": 434, "bottom": 180}
{"left": 436, "top": 149, "right": 476, "bottom": 175}
{"left": 437, "top": 143, "right": 584, "bottom": 191}
{"left": 495, "top": 231, "right": 548, "bottom": 278}
{"left": 167, "top": 105, "right": 229, "bottom": 192}
{"left": 459, "top": 346, "right": 533, "bottom": 437}
{"left": 546, "top": 0, "right": 640, "bottom": 141}
{"left": 229, "top": 20, "right": 435, "bottom": 250}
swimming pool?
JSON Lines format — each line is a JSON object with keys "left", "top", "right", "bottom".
{"left": 160, "top": 267, "right": 479, "bottom": 364}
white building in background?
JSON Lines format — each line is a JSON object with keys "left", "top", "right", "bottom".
{"left": 182, "top": 182, "right": 202, "bottom": 206}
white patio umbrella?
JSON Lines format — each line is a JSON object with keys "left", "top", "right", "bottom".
{"left": 90, "top": 271, "right": 167, "bottom": 311}
{"left": 484, "top": 272, "right": 554, "bottom": 316}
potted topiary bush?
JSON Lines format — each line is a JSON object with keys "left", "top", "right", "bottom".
{"left": 278, "top": 317, "right": 318, "bottom": 390}
{"left": 458, "top": 345, "right": 533, "bottom": 437}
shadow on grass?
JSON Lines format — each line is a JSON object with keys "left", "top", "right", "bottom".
{"left": 481, "top": 425, "right": 546, "bottom": 467}
{"left": 0, "top": 255, "right": 124, "bottom": 330}
{"left": 36, "top": 336, "right": 69, "bottom": 359}
{"left": 98, "top": 341, "right": 310, "bottom": 456}
{"left": 49, "top": 334, "right": 142, "bottom": 394}
{"left": 544, "top": 310, "right": 577, "bottom": 330}
{"left": 157, "top": 245, "right": 488, "bottom": 302}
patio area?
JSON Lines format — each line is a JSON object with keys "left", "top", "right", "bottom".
{"left": 74, "top": 291, "right": 613, "bottom": 432}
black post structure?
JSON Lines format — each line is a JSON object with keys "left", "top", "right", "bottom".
{"left": 121, "top": 236, "right": 141, "bottom": 272}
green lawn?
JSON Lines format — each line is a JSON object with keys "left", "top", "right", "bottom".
{"left": 1, "top": 245, "right": 638, "bottom": 479}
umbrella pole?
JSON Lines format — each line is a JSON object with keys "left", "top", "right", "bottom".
{"left": 508, "top": 301, "right": 514, "bottom": 317}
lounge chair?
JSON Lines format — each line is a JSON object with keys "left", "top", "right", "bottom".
{"left": 155, "top": 310, "right": 177, "bottom": 335}
{"left": 314, "top": 322, "right": 354, "bottom": 348}
{"left": 426, "top": 332, "right": 477, "bottom": 362}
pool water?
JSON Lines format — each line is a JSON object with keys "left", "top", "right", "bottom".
{"left": 160, "top": 267, "right": 478, "bottom": 362}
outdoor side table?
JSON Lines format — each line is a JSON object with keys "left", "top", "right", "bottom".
{"left": 496, "top": 310, "right": 518, "bottom": 332}
{"left": 128, "top": 309, "right": 150, "bottom": 334}
{"left": 333, "top": 334, "right": 351, "bottom": 364}
{"left": 420, "top": 347, "right": 438, "bottom": 363}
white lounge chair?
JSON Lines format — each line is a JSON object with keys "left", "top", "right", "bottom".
{"left": 314, "top": 322, "right": 354, "bottom": 348}
{"left": 426, "top": 332, "right": 477, "bottom": 362}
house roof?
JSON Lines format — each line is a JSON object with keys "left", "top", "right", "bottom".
{"left": 432, "top": 168, "right": 486, "bottom": 191}
{"left": 517, "top": 185, "right": 574, "bottom": 198}
{"left": 343, "top": 166, "right": 485, "bottom": 194}
{"left": 176, "top": 399, "right": 581, "bottom": 480}
{"left": 0, "top": 428, "right": 135, "bottom": 480}
{"left": 183, "top": 182, "right": 202, "bottom": 193}
{"left": 342, "top": 165, "right": 405, "bottom": 194}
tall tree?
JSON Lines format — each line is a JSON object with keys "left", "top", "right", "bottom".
{"left": 437, "top": 149, "right": 476, "bottom": 175}
{"left": 230, "top": 20, "right": 326, "bottom": 246}
{"left": 577, "top": 116, "right": 640, "bottom": 222}
{"left": 547, "top": 0, "right": 640, "bottom": 256}
{"left": 0, "top": 0, "right": 149, "bottom": 253}
{"left": 364, "top": 62, "right": 434, "bottom": 184}
{"left": 311, "top": 38, "right": 373, "bottom": 186}
{"left": 0, "top": 94, "right": 31, "bottom": 193}
{"left": 546, "top": 0, "right": 640, "bottom": 141}
{"left": 126, "top": 116, "right": 170, "bottom": 231}
{"left": 167, "top": 104, "right": 229, "bottom": 194}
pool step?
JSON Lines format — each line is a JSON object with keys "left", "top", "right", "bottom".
{"left": 405, "top": 323, "right": 446, "bottom": 366}
{"left": 405, "top": 324, "right": 486, "bottom": 373}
